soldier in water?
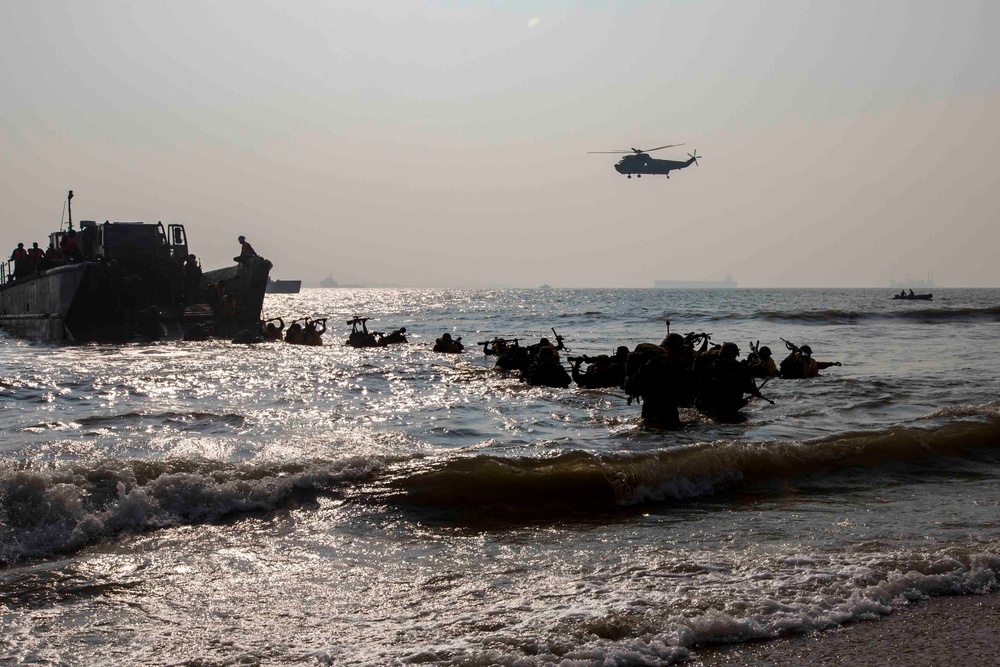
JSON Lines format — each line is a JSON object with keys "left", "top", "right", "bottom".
{"left": 695, "top": 342, "right": 763, "bottom": 418}
{"left": 779, "top": 339, "right": 841, "bottom": 378}
{"left": 624, "top": 334, "right": 694, "bottom": 429}
{"left": 433, "top": 332, "right": 465, "bottom": 353}
{"left": 521, "top": 344, "right": 571, "bottom": 388}
{"left": 570, "top": 346, "right": 629, "bottom": 389}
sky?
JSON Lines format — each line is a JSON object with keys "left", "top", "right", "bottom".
{"left": 3, "top": 1, "right": 999, "bottom": 288}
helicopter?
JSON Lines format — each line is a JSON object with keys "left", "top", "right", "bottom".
{"left": 589, "top": 143, "right": 700, "bottom": 179}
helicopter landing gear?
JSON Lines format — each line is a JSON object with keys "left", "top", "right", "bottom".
{"left": 627, "top": 174, "right": 632, "bottom": 179}
{"left": 636, "top": 174, "right": 641, "bottom": 178}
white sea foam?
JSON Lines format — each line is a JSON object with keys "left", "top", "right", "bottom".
{"left": 0, "top": 455, "right": 391, "bottom": 563}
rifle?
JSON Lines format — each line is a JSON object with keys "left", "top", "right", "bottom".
{"left": 781, "top": 337, "right": 799, "bottom": 352}
{"left": 749, "top": 377, "right": 775, "bottom": 405}
{"left": 551, "top": 328, "right": 569, "bottom": 352}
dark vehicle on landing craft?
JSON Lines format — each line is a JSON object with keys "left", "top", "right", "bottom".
{"left": 589, "top": 143, "right": 701, "bottom": 179}
{"left": 0, "top": 190, "right": 272, "bottom": 342}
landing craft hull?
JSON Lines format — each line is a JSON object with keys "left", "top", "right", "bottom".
{"left": 0, "top": 256, "right": 272, "bottom": 343}
{"left": 0, "top": 264, "right": 90, "bottom": 340}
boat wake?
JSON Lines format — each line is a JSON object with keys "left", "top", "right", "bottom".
{"left": 693, "top": 306, "right": 1000, "bottom": 325}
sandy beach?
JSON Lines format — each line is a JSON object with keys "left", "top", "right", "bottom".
{"left": 690, "top": 592, "right": 1000, "bottom": 667}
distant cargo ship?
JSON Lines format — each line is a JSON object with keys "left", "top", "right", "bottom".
{"left": 890, "top": 275, "right": 934, "bottom": 289}
{"left": 265, "top": 278, "right": 301, "bottom": 294}
{"left": 320, "top": 274, "right": 338, "bottom": 288}
{"left": 654, "top": 274, "right": 736, "bottom": 289}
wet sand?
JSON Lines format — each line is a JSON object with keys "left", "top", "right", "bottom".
{"left": 690, "top": 593, "right": 1000, "bottom": 667}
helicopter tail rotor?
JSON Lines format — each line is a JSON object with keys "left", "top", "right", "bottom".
{"left": 687, "top": 150, "right": 700, "bottom": 166}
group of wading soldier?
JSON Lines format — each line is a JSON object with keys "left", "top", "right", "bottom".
{"left": 235, "top": 311, "right": 842, "bottom": 429}
{"left": 620, "top": 330, "right": 840, "bottom": 428}
{"left": 475, "top": 326, "right": 839, "bottom": 429}
{"left": 479, "top": 330, "right": 574, "bottom": 388}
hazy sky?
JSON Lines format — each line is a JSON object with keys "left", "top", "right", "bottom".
{"left": 3, "top": 1, "right": 999, "bottom": 287}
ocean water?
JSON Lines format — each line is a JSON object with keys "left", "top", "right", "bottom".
{"left": 2, "top": 287, "right": 999, "bottom": 666}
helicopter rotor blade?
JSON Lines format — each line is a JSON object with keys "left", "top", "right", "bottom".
{"left": 644, "top": 143, "right": 685, "bottom": 153}
{"left": 688, "top": 150, "right": 700, "bottom": 165}
{"left": 587, "top": 150, "right": 634, "bottom": 154}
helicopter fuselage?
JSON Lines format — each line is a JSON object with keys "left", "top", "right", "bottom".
{"left": 615, "top": 154, "right": 696, "bottom": 178}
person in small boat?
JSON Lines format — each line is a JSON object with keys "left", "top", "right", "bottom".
{"left": 900, "top": 290, "right": 906, "bottom": 298}
{"left": 261, "top": 317, "right": 284, "bottom": 341}
{"left": 909, "top": 289, "right": 915, "bottom": 296}
{"left": 380, "top": 327, "right": 408, "bottom": 345}
{"left": 433, "top": 332, "right": 464, "bottom": 353}
{"left": 695, "top": 342, "right": 761, "bottom": 417}
{"left": 521, "top": 344, "right": 571, "bottom": 388}
{"left": 235, "top": 235, "right": 257, "bottom": 262}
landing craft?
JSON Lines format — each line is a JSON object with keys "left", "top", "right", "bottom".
{"left": 589, "top": 143, "right": 700, "bottom": 179}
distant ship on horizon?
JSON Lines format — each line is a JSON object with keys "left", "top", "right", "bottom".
{"left": 320, "top": 274, "right": 339, "bottom": 288}
{"left": 654, "top": 274, "right": 737, "bottom": 289}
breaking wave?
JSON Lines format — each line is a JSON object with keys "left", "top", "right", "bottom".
{"left": 393, "top": 409, "right": 1000, "bottom": 513}
{"left": 5, "top": 407, "right": 1000, "bottom": 565}
{"left": 0, "top": 455, "right": 391, "bottom": 565}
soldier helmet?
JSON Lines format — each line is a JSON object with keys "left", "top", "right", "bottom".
{"left": 664, "top": 333, "right": 684, "bottom": 349}
{"left": 721, "top": 342, "right": 740, "bottom": 358}
{"left": 800, "top": 345, "right": 812, "bottom": 355}
{"left": 759, "top": 346, "right": 771, "bottom": 357}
